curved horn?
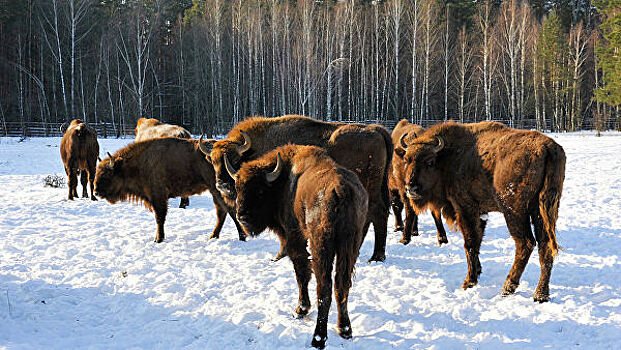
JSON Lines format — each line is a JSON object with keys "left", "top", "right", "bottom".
{"left": 399, "top": 132, "right": 409, "bottom": 148}
{"left": 433, "top": 136, "right": 445, "bottom": 153}
{"left": 59, "top": 122, "right": 68, "bottom": 134}
{"left": 198, "top": 135, "right": 212, "bottom": 157}
{"left": 223, "top": 153, "right": 239, "bottom": 180}
{"left": 107, "top": 152, "right": 115, "bottom": 167}
{"left": 265, "top": 152, "right": 283, "bottom": 183}
{"left": 236, "top": 130, "right": 251, "bottom": 155}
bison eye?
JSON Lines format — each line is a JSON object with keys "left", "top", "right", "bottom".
{"left": 426, "top": 160, "right": 435, "bottom": 167}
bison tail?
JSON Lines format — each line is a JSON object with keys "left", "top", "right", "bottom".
{"left": 331, "top": 187, "right": 366, "bottom": 284}
{"left": 538, "top": 144, "right": 566, "bottom": 257}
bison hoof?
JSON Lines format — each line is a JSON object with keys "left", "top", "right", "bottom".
{"left": 336, "top": 325, "right": 352, "bottom": 339}
{"left": 294, "top": 304, "right": 310, "bottom": 318}
{"left": 90, "top": 196, "right": 98, "bottom": 201}
{"left": 533, "top": 288, "right": 550, "bottom": 303}
{"left": 501, "top": 280, "right": 518, "bottom": 296}
{"left": 238, "top": 234, "right": 247, "bottom": 242}
{"left": 461, "top": 279, "right": 477, "bottom": 290}
{"left": 438, "top": 237, "right": 449, "bottom": 245}
{"left": 393, "top": 225, "right": 404, "bottom": 232}
{"left": 154, "top": 237, "right": 164, "bottom": 243}
{"left": 209, "top": 233, "right": 220, "bottom": 240}
{"left": 368, "top": 253, "right": 386, "bottom": 263}
{"left": 311, "top": 334, "right": 326, "bottom": 349}
{"left": 399, "top": 236, "right": 411, "bottom": 245}
{"left": 272, "top": 251, "right": 287, "bottom": 262}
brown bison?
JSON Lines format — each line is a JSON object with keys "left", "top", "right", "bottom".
{"left": 199, "top": 114, "right": 392, "bottom": 262}
{"left": 134, "top": 117, "right": 192, "bottom": 141}
{"left": 389, "top": 119, "right": 448, "bottom": 245}
{"left": 135, "top": 117, "right": 193, "bottom": 208}
{"left": 229, "top": 145, "right": 367, "bottom": 349}
{"left": 401, "top": 121, "right": 565, "bottom": 302}
{"left": 94, "top": 137, "right": 244, "bottom": 243}
{"left": 60, "top": 119, "right": 99, "bottom": 201}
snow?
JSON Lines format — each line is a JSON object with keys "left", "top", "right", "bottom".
{"left": 0, "top": 133, "right": 620, "bottom": 349}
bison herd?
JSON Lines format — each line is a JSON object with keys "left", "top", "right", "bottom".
{"left": 59, "top": 115, "right": 566, "bottom": 349}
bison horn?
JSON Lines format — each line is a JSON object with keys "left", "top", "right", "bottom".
{"left": 399, "top": 133, "right": 409, "bottom": 148}
{"left": 433, "top": 136, "right": 445, "bottom": 153}
{"left": 223, "top": 153, "right": 239, "bottom": 180}
{"left": 237, "top": 130, "right": 251, "bottom": 155}
{"left": 265, "top": 152, "right": 283, "bottom": 183}
{"left": 59, "top": 122, "right": 68, "bottom": 134}
{"left": 107, "top": 152, "right": 115, "bottom": 167}
{"left": 198, "top": 135, "right": 212, "bottom": 158}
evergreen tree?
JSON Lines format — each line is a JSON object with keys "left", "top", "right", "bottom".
{"left": 594, "top": 0, "right": 621, "bottom": 107}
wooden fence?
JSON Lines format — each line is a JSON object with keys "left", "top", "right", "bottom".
{"left": 0, "top": 117, "right": 616, "bottom": 138}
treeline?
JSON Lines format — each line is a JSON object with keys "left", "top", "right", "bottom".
{"left": 0, "top": 0, "right": 619, "bottom": 136}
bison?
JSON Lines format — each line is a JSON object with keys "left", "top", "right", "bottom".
{"left": 60, "top": 119, "right": 99, "bottom": 201}
{"left": 94, "top": 137, "right": 245, "bottom": 243}
{"left": 199, "top": 114, "right": 392, "bottom": 262}
{"left": 401, "top": 121, "right": 565, "bottom": 302}
{"left": 134, "top": 117, "right": 192, "bottom": 141}
{"left": 135, "top": 117, "right": 193, "bottom": 208}
{"left": 228, "top": 145, "right": 367, "bottom": 349}
{"left": 389, "top": 119, "right": 448, "bottom": 245}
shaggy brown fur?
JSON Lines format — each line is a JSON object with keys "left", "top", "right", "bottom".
{"left": 233, "top": 145, "right": 367, "bottom": 349}
{"left": 389, "top": 119, "right": 448, "bottom": 245}
{"left": 135, "top": 117, "right": 193, "bottom": 208}
{"left": 94, "top": 138, "right": 244, "bottom": 243}
{"left": 401, "top": 121, "right": 565, "bottom": 302}
{"left": 203, "top": 114, "right": 392, "bottom": 262}
{"left": 60, "top": 119, "right": 99, "bottom": 200}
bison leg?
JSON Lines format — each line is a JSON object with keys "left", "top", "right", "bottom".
{"left": 67, "top": 167, "right": 78, "bottom": 200}
{"left": 209, "top": 196, "right": 228, "bottom": 240}
{"left": 502, "top": 213, "right": 535, "bottom": 297}
{"left": 80, "top": 170, "right": 89, "bottom": 198}
{"left": 532, "top": 212, "right": 554, "bottom": 303}
{"left": 309, "top": 238, "right": 335, "bottom": 349}
{"left": 179, "top": 197, "right": 190, "bottom": 209}
{"left": 457, "top": 213, "right": 484, "bottom": 289}
{"left": 87, "top": 162, "right": 97, "bottom": 201}
{"left": 432, "top": 210, "right": 448, "bottom": 245}
{"left": 152, "top": 199, "right": 168, "bottom": 243}
{"left": 288, "top": 240, "right": 312, "bottom": 319}
{"left": 400, "top": 201, "right": 418, "bottom": 245}
{"left": 272, "top": 239, "right": 288, "bottom": 262}
{"left": 333, "top": 237, "right": 360, "bottom": 340}
{"left": 367, "top": 207, "right": 388, "bottom": 262}
{"left": 390, "top": 189, "right": 404, "bottom": 232}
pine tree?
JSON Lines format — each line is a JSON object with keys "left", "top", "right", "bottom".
{"left": 594, "top": 0, "right": 621, "bottom": 108}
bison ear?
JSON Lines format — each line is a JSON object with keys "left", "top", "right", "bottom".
{"left": 394, "top": 147, "right": 406, "bottom": 158}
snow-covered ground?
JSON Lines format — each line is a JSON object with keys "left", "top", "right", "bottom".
{"left": 0, "top": 133, "right": 619, "bottom": 349}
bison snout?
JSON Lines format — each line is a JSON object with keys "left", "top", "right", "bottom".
{"left": 216, "top": 181, "right": 235, "bottom": 197}
{"left": 406, "top": 185, "right": 422, "bottom": 199}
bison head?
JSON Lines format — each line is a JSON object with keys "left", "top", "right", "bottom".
{"left": 199, "top": 130, "right": 251, "bottom": 200}
{"left": 231, "top": 152, "right": 283, "bottom": 237}
{"left": 402, "top": 135, "right": 445, "bottom": 202}
{"left": 94, "top": 153, "right": 125, "bottom": 203}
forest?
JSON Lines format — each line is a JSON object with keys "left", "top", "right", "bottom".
{"left": 0, "top": 0, "right": 619, "bottom": 136}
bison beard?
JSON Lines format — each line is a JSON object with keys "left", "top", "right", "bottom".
{"left": 231, "top": 145, "right": 367, "bottom": 349}
{"left": 389, "top": 119, "right": 448, "bottom": 245}
{"left": 60, "top": 119, "right": 100, "bottom": 201}
{"left": 402, "top": 121, "right": 565, "bottom": 302}
{"left": 94, "top": 137, "right": 245, "bottom": 243}
{"left": 201, "top": 114, "right": 392, "bottom": 262}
